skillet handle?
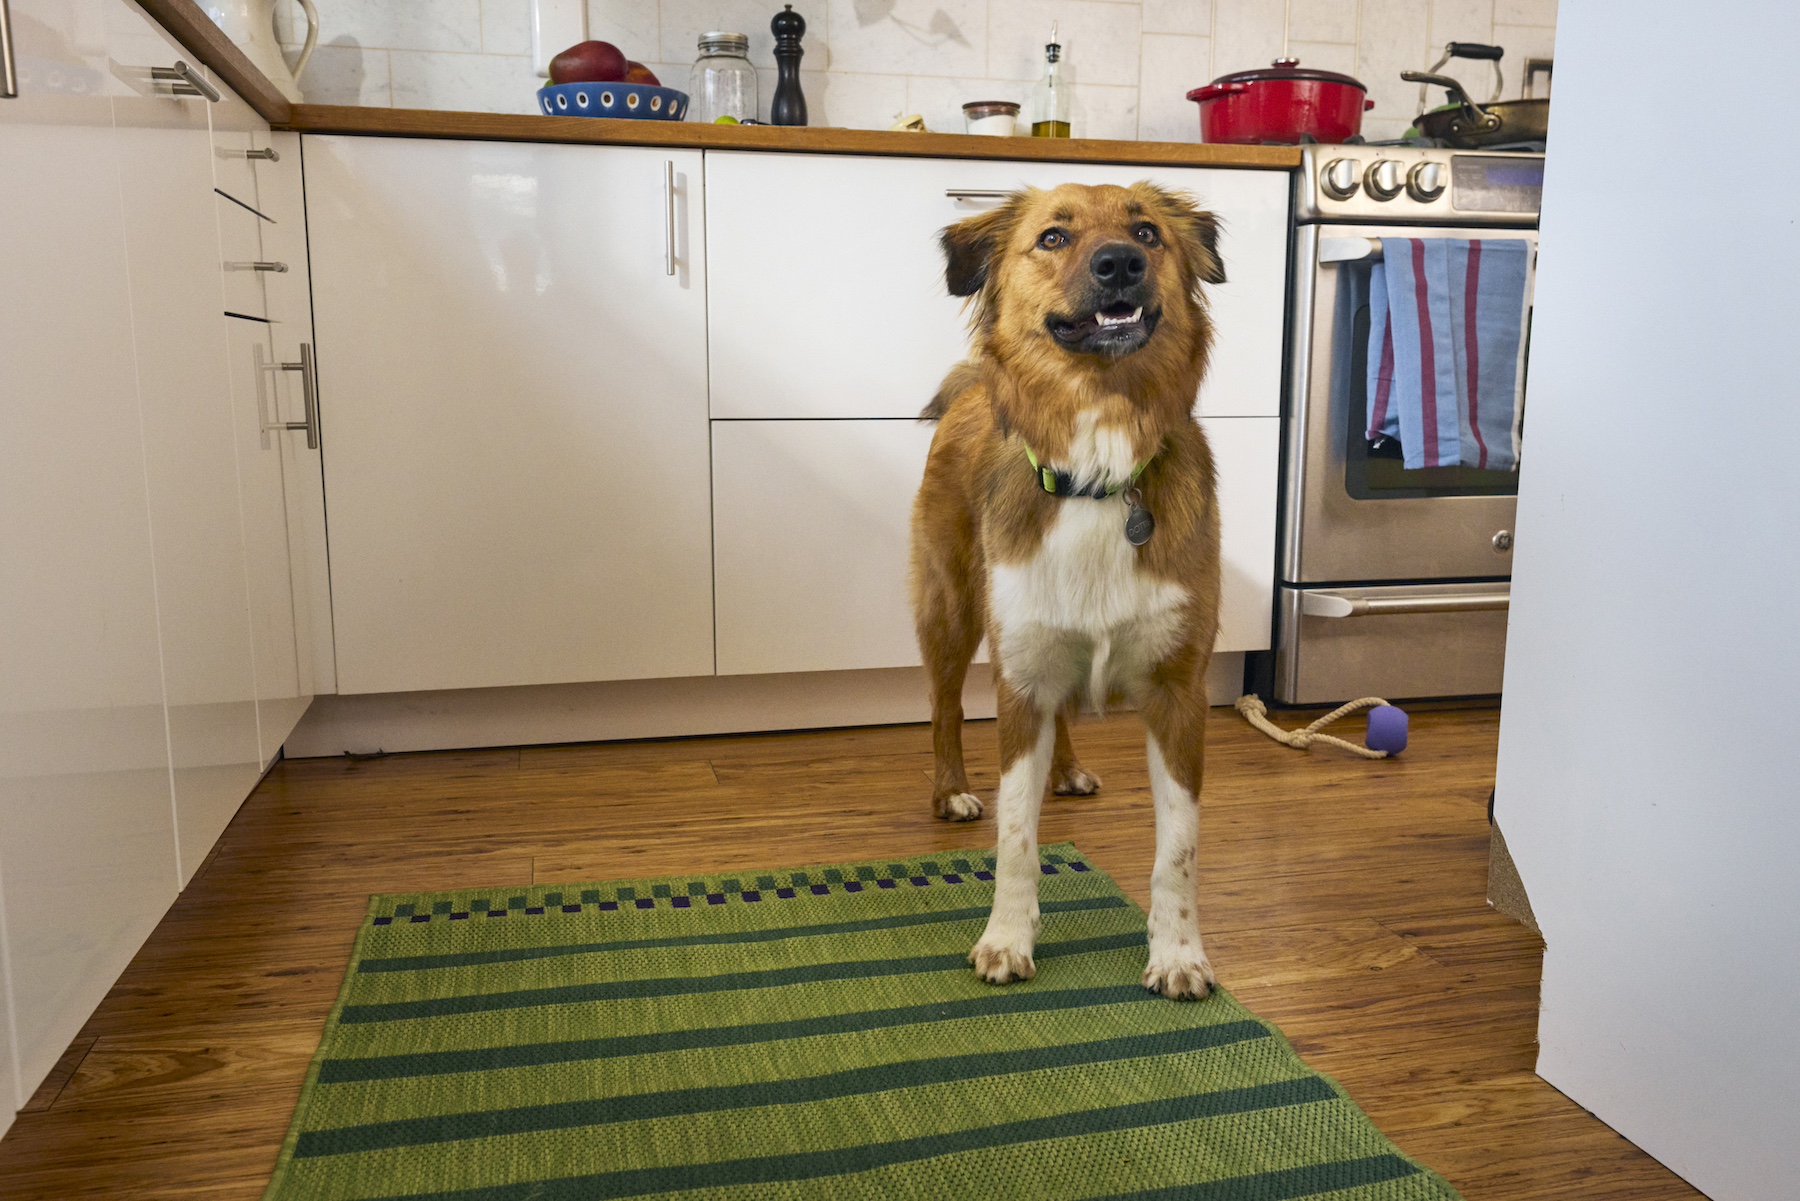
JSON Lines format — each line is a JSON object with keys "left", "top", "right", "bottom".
{"left": 1404, "top": 70, "right": 1504, "bottom": 134}
{"left": 1445, "top": 42, "right": 1503, "bottom": 60}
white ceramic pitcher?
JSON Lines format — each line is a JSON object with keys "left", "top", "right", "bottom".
{"left": 201, "top": 0, "right": 318, "bottom": 103}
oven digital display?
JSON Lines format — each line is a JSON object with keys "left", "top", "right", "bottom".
{"left": 1452, "top": 155, "right": 1544, "bottom": 213}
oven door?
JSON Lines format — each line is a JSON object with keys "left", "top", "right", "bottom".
{"left": 1282, "top": 222, "right": 1536, "bottom": 584}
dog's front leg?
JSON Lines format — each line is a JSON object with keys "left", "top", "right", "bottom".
{"left": 970, "top": 680, "right": 1055, "bottom": 984}
{"left": 1141, "top": 691, "right": 1217, "bottom": 1001}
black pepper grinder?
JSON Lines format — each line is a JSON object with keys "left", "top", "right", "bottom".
{"left": 770, "top": 4, "right": 807, "bottom": 126}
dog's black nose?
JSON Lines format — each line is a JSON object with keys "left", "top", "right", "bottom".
{"left": 1089, "top": 243, "right": 1146, "bottom": 287}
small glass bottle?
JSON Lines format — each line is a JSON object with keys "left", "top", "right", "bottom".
{"left": 689, "top": 32, "right": 757, "bottom": 124}
{"left": 1030, "top": 23, "right": 1070, "bottom": 138}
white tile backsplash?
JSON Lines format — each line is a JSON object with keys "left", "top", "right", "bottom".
{"left": 482, "top": 0, "right": 535, "bottom": 56}
{"left": 277, "top": 0, "right": 1555, "bottom": 143}
{"left": 987, "top": 0, "right": 1142, "bottom": 86}
{"left": 1287, "top": 0, "right": 1359, "bottom": 45}
{"left": 1211, "top": 0, "right": 1286, "bottom": 75}
{"left": 321, "top": 1, "right": 485, "bottom": 54}
{"left": 1137, "top": 32, "right": 1208, "bottom": 142}
{"left": 1142, "top": 0, "right": 1211, "bottom": 37}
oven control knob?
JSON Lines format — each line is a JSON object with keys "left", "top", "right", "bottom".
{"left": 1320, "top": 157, "right": 1361, "bottom": 200}
{"left": 1407, "top": 161, "right": 1446, "bottom": 202}
{"left": 1364, "top": 159, "right": 1405, "bottom": 200}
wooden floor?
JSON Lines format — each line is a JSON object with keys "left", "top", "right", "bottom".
{"left": 0, "top": 704, "right": 1704, "bottom": 1199}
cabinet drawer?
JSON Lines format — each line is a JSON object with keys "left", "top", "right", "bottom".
{"left": 712, "top": 416, "right": 1277, "bottom": 677}
{"left": 217, "top": 194, "right": 270, "bottom": 320}
{"left": 705, "top": 152, "right": 1289, "bottom": 421}
{"left": 713, "top": 419, "right": 942, "bottom": 676}
{"left": 1204, "top": 416, "right": 1278, "bottom": 654}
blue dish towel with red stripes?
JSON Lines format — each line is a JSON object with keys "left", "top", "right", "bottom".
{"left": 1366, "top": 238, "right": 1530, "bottom": 470}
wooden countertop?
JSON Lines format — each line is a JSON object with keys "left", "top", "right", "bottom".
{"left": 279, "top": 106, "right": 1301, "bottom": 170}
{"left": 140, "top": 0, "right": 1299, "bottom": 171}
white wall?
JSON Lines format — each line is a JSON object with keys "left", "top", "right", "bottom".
{"left": 1494, "top": 3, "right": 1800, "bottom": 1198}
{"left": 273, "top": 0, "right": 1556, "bottom": 140}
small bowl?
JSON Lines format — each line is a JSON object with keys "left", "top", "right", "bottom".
{"left": 538, "top": 81, "right": 690, "bottom": 121}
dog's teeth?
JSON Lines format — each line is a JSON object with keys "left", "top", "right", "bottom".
{"left": 1095, "top": 307, "right": 1143, "bottom": 329}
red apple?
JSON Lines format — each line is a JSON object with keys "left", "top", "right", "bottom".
{"left": 549, "top": 40, "right": 629, "bottom": 84}
{"left": 623, "top": 61, "right": 660, "bottom": 86}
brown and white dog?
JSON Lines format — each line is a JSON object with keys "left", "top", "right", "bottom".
{"left": 909, "top": 182, "right": 1226, "bottom": 1000}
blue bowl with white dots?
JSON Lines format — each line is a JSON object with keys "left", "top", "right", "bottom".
{"left": 538, "top": 81, "right": 689, "bottom": 121}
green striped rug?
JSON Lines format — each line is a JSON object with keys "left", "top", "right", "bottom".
{"left": 265, "top": 843, "right": 1461, "bottom": 1200}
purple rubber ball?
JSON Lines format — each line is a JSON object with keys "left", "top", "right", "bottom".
{"left": 1365, "top": 705, "right": 1409, "bottom": 754}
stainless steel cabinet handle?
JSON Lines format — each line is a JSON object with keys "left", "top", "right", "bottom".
{"left": 245, "top": 147, "right": 280, "bottom": 161}
{"left": 2, "top": 0, "right": 18, "bottom": 99}
{"left": 151, "top": 61, "right": 221, "bottom": 102}
{"left": 662, "top": 160, "right": 676, "bottom": 277}
{"left": 251, "top": 261, "right": 289, "bottom": 272}
{"left": 1302, "top": 591, "right": 1510, "bottom": 618}
{"left": 945, "top": 189, "right": 1012, "bottom": 201}
{"left": 258, "top": 342, "right": 321, "bottom": 450}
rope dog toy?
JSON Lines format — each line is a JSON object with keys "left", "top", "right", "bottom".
{"left": 1235, "top": 694, "right": 1408, "bottom": 759}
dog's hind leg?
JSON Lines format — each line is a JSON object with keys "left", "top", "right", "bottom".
{"left": 913, "top": 530, "right": 985, "bottom": 822}
{"left": 970, "top": 677, "right": 1055, "bottom": 984}
{"left": 1049, "top": 709, "right": 1102, "bottom": 796}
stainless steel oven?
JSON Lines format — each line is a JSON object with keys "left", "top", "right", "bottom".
{"left": 1273, "top": 144, "right": 1543, "bottom": 703}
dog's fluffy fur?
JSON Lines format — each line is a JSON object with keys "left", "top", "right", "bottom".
{"left": 909, "top": 182, "right": 1226, "bottom": 1000}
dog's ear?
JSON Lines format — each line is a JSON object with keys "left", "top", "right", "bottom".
{"left": 1146, "top": 187, "right": 1227, "bottom": 287}
{"left": 1181, "top": 207, "right": 1227, "bottom": 285}
{"left": 940, "top": 198, "right": 1022, "bottom": 298}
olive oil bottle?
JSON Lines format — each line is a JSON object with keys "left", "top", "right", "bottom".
{"left": 1030, "top": 23, "right": 1070, "bottom": 138}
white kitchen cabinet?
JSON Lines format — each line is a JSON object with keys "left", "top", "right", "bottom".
{"left": 305, "top": 136, "right": 715, "bottom": 694}
{"left": 109, "top": 0, "right": 264, "bottom": 882}
{"left": 1203, "top": 416, "right": 1280, "bottom": 654}
{"left": 0, "top": 0, "right": 182, "bottom": 1115}
{"left": 705, "top": 152, "right": 1289, "bottom": 421}
{"left": 713, "top": 416, "right": 1276, "bottom": 678}
{"left": 224, "top": 314, "right": 311, "bottom": 764}
{"left": 259, "top": 130, "right": 336, "bottom": 701}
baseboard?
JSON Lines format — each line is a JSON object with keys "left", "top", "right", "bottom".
{"left": 284, "top": 653, "right": 1247, "bottom": 758}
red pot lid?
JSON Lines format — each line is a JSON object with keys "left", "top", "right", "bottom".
{"left": 1210, "top": 56, "right": 1367, "bottom": 91}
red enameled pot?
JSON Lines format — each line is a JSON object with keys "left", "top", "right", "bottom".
{"left": 1186, "top": 57, "right": 1375, "bottom": 144}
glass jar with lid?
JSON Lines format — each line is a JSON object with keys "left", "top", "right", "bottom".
{"left": 689, "top": 32, "right": 758, "bottom": 123}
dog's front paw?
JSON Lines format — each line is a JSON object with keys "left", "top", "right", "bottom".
{"left": 1143, "top": 952, "right": 1216, "bottom": 1001}
{"left": 1050, "top": 766, "right": 1101, "bottom": 796}
{"left": 970, "top": 938, "right": 1036, "bottom": 985}
{"left": 933, "top": 792, "right": 984, "bottom": 821}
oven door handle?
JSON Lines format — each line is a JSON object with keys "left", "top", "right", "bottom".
{"left": 1302, "top": 590, "right": 1511, "bottom": 618}
{"left": 1319, "top": 236, "right": 1382, "bottom": 263}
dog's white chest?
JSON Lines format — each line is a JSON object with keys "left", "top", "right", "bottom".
{"left": 988, "top": 500, "right": 1189, "bottom": 705}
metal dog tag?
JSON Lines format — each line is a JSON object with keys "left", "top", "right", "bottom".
{"left": 1123, "top": 488, "right": 1154, "bottom": 547}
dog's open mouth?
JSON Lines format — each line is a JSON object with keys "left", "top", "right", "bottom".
{"left": 1047, "top": 302, "right": 1159, "bottom": 354}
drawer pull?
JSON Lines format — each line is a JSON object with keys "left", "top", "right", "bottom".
{"left": 663, "top": 160, "right": 676, "bottom": 277}
{"left": 1302, "top": 591, "right": 1510, "bottom": 618}
{"left": 251, "top": 261, "right": 289, "bottom": 273}
{"left": 245, "top": 147, "right": 280, "bottom": 162}
{"left": 152, "top": 61, "right": 221, "bottom": 102}
{"left": 2, "top": 0, "right": 18, "bottom": 99}
{"left": 256, "top": 341, "right": 321, "bottom": 451}
{"left": 945, "top": 189, "right": 1012, "bottom": 201}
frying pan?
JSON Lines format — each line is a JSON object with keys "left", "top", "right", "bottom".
{"left": 1400, "top": 42, "right": 1548, "bottom": 147}
{"left": 1404, "top": 70, "right": 1548, "bottom": 146}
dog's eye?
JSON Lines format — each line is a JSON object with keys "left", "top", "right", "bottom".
{"left": 1134, "top": 223, "right": 1161, "bottom": 247}
{"left": 1037, "top": 228, "right": 1069, "bottom": 250}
